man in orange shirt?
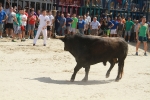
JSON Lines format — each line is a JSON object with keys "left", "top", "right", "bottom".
{"left": 122, "top": 16, "right": 126, "bottom": 24}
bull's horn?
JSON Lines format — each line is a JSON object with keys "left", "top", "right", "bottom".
{"left": 54, "top": 33, "right": 65, "bottom": 39}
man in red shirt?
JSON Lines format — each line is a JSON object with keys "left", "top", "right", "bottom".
{"left": 28, "top": 10, "right": 36, "bottom": 39}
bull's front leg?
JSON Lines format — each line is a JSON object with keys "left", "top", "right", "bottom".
{"left": 70, "top": 63, "right": 82, "bottom": 82}
{"left": 82, "top": 65, "right": 90, "bottom": 82}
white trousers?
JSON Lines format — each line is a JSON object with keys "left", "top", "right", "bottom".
{"left": 33, "top": 27, "right": 47, "bottom": 45}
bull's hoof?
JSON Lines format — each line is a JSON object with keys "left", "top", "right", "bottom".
{"left": 70, "top": 79, "right": 74, "bottom": 82}
{"left": 106, "top": 73, "right": 110, "bottom": 78}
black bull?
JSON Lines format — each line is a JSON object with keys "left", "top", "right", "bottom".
{"left": 56, "top": 34, "right": 128, "bottom": 82}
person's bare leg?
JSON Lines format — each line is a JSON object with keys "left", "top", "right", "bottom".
{"left": 12, "top": 33, "right": 16, "bottom": 41}
{"left": 19, "top": 33, "right": 22, "bottom": 40}
{"left": 28, "top": 30, "right": 31, "bottom": 38}
{"left": 136, "top": 41, "right": 141, "bottom": 52}
{"left": 50, "top": 30, "right": 52, "bottom": 37}
{"left": 0, "top": 32, "right": 2, "bottom": 37}
{"left": 143, "top": 42, "right": 147, "bottom": 53}
{"left": 47, "top": 30, "right": 50, "bottom": 38}
{"left": 22, "top": 31, "right": 25, "bottom": 39}
{"left": 128, "top": 36, "right": 130, "bottom": 42}
{"left": 6, "top": 28, "right": 9, "bottom": 36}
{"left": 10, "top": 29, "right": 13, "bottom": 37}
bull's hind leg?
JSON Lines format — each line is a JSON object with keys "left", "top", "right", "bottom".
{"left": 82, "top": 65, "right": 90, "bottom": 82}
{"left": 106, "top": 59, "right": 115, "bottom": 78}
{"left": 70, "top": 63, "right": 82, "bottom": 82}
{"left": 115, "top": 60, "right": 124, "bottom": 82}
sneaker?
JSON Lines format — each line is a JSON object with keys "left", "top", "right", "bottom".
{"left": 43, "top": 44, "right": 46, "bottom": 46}
{"left": 135, "top": 52, "right": 138, "bottom": 56}
{"left": 21, "top": 39, "right": 26, "bottom": 42}
{"left": 144, "top": 53, "right": 147, "bottom": 56}
{"left": 48, "top": 37, "right": 50, "bottom": 40}
{"left": 0, "top": 36, "right": 3, "bottom": 39}
{"left": 33, "top": 44, "right": 35, "bottom": 46}
{"left": 128, "top": 40, "right": 130, "bottom": 43}
{"left": 12, "top": 40, "right": 16, "bottom": 42}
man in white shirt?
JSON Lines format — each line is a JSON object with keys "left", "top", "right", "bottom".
{"left": 47, "top": 11, "right": 54, "bottom": 39}
{"left": 33, "top": 10, "right": 49, "bottom": 46}
{"left": 86, "top": 13, "right": 91, "bottom": 34}
{"left": 21, "top": 8, "right": 27, "bottom": 40}
{"left": 90, "top": 17, "right": 101, "bottom": 35}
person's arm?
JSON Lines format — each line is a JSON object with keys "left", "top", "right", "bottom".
{"left": 136, "top": 24, "right": 140, "bottom": 40}
{"left": 98, "top": 22, "right": 101, "bottom": 29}
{"left": 2, "top": 12, "right": 8, "bottom": 22}
{"left": 43, "top": 17, "right": 49, "bottom": 29}
{"left": 147, "top": 25, "right": 150, "bottom": 39}
{"left": 13, "top": 16, "right": 18, "bottom": 24}
{"left": 76, "top": 18, "right": 78, "bottom": 28}
{"left": 62, "top": 18, "right": 66, "bottom": 27}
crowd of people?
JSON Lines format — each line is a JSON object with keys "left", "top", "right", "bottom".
{"left": 0, "top": 3, "right": 150, "bottom": 55}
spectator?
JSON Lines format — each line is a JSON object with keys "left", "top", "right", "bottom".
{"left": 71, "top": 13, "right": 78, "bottom": 34}
{"left": 78, "top": 16, "right": 85, "bottom": 35}
{"left": 86, "top": 13, "right": 91, "bottom": 34}
{"left": 47, "top": 11, "right": 54, "bottom": 39}
{"left": 0, "top": 6, "right": 7, "bottom": 38}
{"left": 55, "top": 12, "right": 61, "bottom": 35}
{"left": 90, "top": 17, "right": 101, "bottom": 36}
{"left": 21, "top": 8, "right": 27, "bottom": 40}
{"left": 122, "top": 16, "right": 126, "bottom": 24}
{"left": 117, "top": 18, "right": 124, "bottom": 37}
{"left": 33, "top": 9, "right": 49, "bottom": 46}
{"left": 110, "top": 17, "right": 118, "bottom": 37}
{"left": 133, "top": 20, "right": 139, "bottom": 42}
{"left": 28, "top": 10, "right": 36, "bottom": 39}
{"left": 12, "top": 9, "right": 23, "bottom": 42}
{"left": 83, "top": 15, "right": 89, "bottom": 35}
{"left": 124, "top": 17, "right": 134, "bottom": 42}
{"left": 57, "top": 13, "right": 66, "bottom": 36}
{"left": 106, "top": 17, "right": 114, "bottom": 37}
{"left": 66, "top": 13, "right": 73, "bottom": 34}
{"left": 136, "top": 16, "right": 150, "bottom": 56}
{"left": 5, "top": 7, "right": 16, "bottom": 37}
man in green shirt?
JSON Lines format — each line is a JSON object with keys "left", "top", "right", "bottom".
{"left": 12, "top": 9, "right": 23, "bottom": 42}
{"left": 124, "top": 17, "right": 134, "bottom": 42}
{"left": 71, "top": 13, "right": 78, "bottom": 34}
{"left": 136, "top": 16, "right": 150, "bottom": 56}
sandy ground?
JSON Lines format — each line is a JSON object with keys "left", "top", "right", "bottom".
{"left": 0, "top": 37, "right": 150, "bottom": 100}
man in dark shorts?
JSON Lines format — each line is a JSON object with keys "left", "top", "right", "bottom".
{"left": 136, "top": 16, "right": 150, "bottom": 56}
{"left": 5, "top": 7, "right": 16, "bottom": 37}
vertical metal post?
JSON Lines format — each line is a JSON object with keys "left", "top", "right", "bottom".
{"left": 35, "top": 2, "right": 36, "bottom": 11}
{"left": 17, "top": 0, "right": 18, "bottom": 10}
{"left": 11, "top": 0, "right": 12, "bottom": 7}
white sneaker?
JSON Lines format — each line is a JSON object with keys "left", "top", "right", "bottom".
{"left": 128, "top": 40, "right": 130, "bottom": 43}
{"left": 48, "top": 38, "right": 50, "bottom": 40}
{"left": 0, "top": 36, "right": 2, "bottom": 39}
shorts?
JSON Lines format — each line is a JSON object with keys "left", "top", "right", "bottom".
{"left": 117, "top": 30, "right": 123, "bottom": 37}
{"left": 105, "top": 29, "right": 110, "bottom": 36}
{"left": 47, "top": 26, "right": 52, "bottom": 31}
{"left": 13, "top": 24, "right": 21, "bottom": 34}
{"left": 21, "top": 25, "right": 26, "bottom": 31}
{"left": 5, "top": 23, "right": 13, "bottom": 29}
{"left": 125, "top": 31, "right": 131, "bottom": 36}
{"left": 110, "top": 29, "right": 117, "bottom": 34}
{"left": 70, "top": 28, "right": 76, "bottom": 33}
{"left": 138, "top": 36, "right": 147, "bottom": 42}
{"left": 0, "top": 24, "right": 3, "bottom": 32}
{"left": 91, "top": 29, "right": 98, "bottom": 35}
{"left": 67, "top": 26, "right": 71, "bottom": 32}
{"left": 28, "top": 24, "right": 35, "bottom": 31}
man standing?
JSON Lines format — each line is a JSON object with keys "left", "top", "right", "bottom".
{"left": 136, "top": 16, "right": 150, "bottom": 56}
{"left": 12, "top": 9, "right": 23, "bottom": 42}
{"left": 66, "top": 13, "right": 73, "bottom": 34}
{"left": 117, "top": 18, "right": 124, "bottom": 37}
{"left": 57, "top": 13, "right": 66, "bottom": 36}
{"left": 124, "top": 17, "right": 134, "bottom": 42}
{"left": 71, "top": 13, "right": 78, "bottom": 34}
{"left": 21, "top": 9, "right": 27, "bottom": 40}
{"left": 78, "top": 16, "right": 85, "bottom": 34}
{"left": 90, "top": 17, "right": 101, "bottom": 36}
{"left": 28, "top": 10, "right": 36, "bottom": 39}
{"left": 5, "top": 7, "right": 15, "bottom": 37}
{"left": 0, "top": 6, "right": 7, "bottom": 38}
{"left": 86, "top": 13, "right": 91, "bottom": 34}
{"left": 33, "top": 10, "right": 49, "bottom": 46}
{"left": 110, "top": 17, "right": 118, "bottom": 37}
{"left": 47, "top": 11, "right": 54, "bottom": 39}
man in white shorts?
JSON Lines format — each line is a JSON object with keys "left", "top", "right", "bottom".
{"left": 33, "top": 10, "right": 49, "bottom": 46}
{"left": 110, "top": 17, "right": 118, "bottom": 37}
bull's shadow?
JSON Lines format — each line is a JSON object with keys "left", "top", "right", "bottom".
{"left": 32, "top": 77, "right": 114, "bottom": 85}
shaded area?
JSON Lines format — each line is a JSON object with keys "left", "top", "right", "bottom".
{"left": 31, "top": 77, "right": 114, "bottom": 85}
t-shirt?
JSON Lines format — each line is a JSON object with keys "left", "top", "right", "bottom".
{"left": 90, "top": 21, "right": 100, "bottom": 29}
{"left": 78, "top": 20, "right": 85, "bottom": 29}
{"left": 118, "top": 23, "right": 124, "bottom": 30}
{"left": 125, "top": 21, "right": 134, "bottom": 31}
{"left": 86, "top": 16, "right": 91, "bottom": 24}
{"left": 0, "top": 10, "right": 7, "bottom": 24}
{"left": 48, "top": 15, "right": 54, "bottom": 26}
{"left": 107, "top": 21, "right": 113, "bottom": 29}
{"left": 111, "top": 20, "right": 118, "bottom": 29}
{"left": 38, "top": 15, "right": 49, "bottom": 27}
{"left": 21, "top": 14, "right": 27, "bottom": 26}
{"left": 7, "top": 12, "right": 16, "bottom": 23}
{"left": 28, "top": 15, "right": 36, "bottom": 25}
{"left": 59, "top": 17, "right": 66, "bottom": 26}
{"left": 14, "top": 13, "right": 22, "bottom": 26}
{"left": 71, "top": 17, "right": 78, "bottom": 28}
{"left": 139, "top": 23, "right": 148, "bottom": 37}
{"left": 66, "top": 18, "right": 73, "bottom": 27}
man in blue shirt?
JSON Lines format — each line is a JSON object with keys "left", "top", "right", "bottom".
{"left": 0, "top": 6, "right": 8, "bottom": 38}
{"left": 110, "top": 17, "right": 118, "bottom": 37}
{"left": 57, "top": 13, "right": 66, "bottom": 36}
{"left": 66, "top": 13, "right": 73, "bottom": 34}
{"left": 78, "top": 16, "right": 85, "bottom": 34}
